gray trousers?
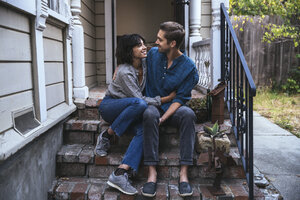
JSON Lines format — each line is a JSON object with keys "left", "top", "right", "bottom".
{"left": 143, "top": 105, "right": 196, "bottom": 166}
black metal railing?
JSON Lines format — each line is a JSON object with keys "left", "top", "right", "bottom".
{"left": 220, "top": 3, "right": 256, "bottom": 199}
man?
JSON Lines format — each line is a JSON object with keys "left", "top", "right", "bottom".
{"left": 142, "top": 21, "right": 199, "bottom": 197}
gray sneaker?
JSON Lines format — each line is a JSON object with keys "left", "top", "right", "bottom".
{"left": 94, "top": 129, "right": 110, "bottom": 157}
{"left": 107, "top": 172, "right": 138, "bottom": 195}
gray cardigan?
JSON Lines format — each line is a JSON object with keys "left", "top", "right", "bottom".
{"left": 105, "top": 60, "right": 161, "bottom": 106}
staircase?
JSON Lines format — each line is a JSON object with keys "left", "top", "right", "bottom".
{"left": 47, "top": 87, "right": 260, "bottom": 200}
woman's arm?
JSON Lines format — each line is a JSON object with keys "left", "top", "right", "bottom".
{"left": 119, "top": 73, "right": 162, "bottom": 106}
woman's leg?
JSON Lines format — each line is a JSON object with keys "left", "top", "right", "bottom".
{"left": 99, "top": 97, "right": 147, "bottom": 137}
{"left": 121, "top": 122, "right": 143, "bottom": 172}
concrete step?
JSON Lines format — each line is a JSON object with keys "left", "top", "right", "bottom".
{"left": 55, "top": 144, "right": 244, "bottom": 180}
{"left": 48, "top": 177, "right": 263, "bottom": 200}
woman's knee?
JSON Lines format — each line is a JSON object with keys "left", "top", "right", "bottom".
{"left": 133, "top": 98, "right": 147, "bottom": 112}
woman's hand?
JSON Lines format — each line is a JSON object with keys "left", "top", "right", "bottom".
{"left": 161, "top": 91, "right": 176, "bottom": 104}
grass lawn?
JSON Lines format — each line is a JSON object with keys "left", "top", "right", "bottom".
{"left": 253, "top": 88, "right": 300, "bottom": 138}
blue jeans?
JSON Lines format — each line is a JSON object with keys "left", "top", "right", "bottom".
{"left": 99, "top": 96, "right": 147, "bottom": 171}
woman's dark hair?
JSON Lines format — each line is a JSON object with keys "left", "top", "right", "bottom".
{"left": 116, "top": 34, "right": 145, "bottom": 65}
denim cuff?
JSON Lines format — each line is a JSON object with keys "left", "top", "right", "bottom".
{"left": 180, "top": 160, "right": 194, "bottom": 166}
{"left": 144, "top": 161, "right": 159, "bottom": 166}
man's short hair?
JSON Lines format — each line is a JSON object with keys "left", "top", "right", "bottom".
{"left": 159, "top": 21, "right": 185, "bottom": 49}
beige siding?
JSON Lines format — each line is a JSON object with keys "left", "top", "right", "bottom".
{"left": 0, "top": 27, "right": 31, "bottom": 61}
{"left": 95, "top": 0, "right": 105, "bottom": 85}
{"left": 44, "top": 63, "right": 64, "bottom": 85}
{"left": 201, "top": 0, "right": 212, "bottom": 39}
{"left": 0, "top": 63, "right": 33, "bottom": 96}
{"left": 45, "top": 83, "right": 65, "bottom": 109}
{"left": 43, "top": 22, "right": 65, "bottom": 110}
{"left": 81, "top": 0, "right": 98, "bottom": 88}
{"left": 0, "top": 5, "right": 34, "bottom": 133}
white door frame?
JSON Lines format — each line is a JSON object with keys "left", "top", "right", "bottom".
{"left": 104, "top": 0, "right": 116, "bottom": 84}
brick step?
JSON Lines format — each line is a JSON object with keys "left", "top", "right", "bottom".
{"left": 48, "top": 177, "right": 260, "bottom": 200}
{"left": 63, "top": 118, "right": 237, "bottom": 149}
{"left": 56, "top": 144, "right": 244, "bottom": 179}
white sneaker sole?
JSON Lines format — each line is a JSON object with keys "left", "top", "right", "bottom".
{"left": 107, "top": 181, "right": 138, "bottom": 195}
{"left": 93, "top": 148, "right": 107, "bottom": 157}
{"left": 178, "top": 191, "right": 193, "bottom": 197}
{"left": 141, "top": 190, "right": 156, "bottom": 197}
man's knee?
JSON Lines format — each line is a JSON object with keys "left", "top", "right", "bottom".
{"left": 177, "top": 106, "right": 196, "bottom": 121}
{"left": 143, "top": 105, "right": 160, "bottom": 121}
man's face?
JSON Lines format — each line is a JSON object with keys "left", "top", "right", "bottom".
{"left": 155, "top": 30, "right": 171, "bottom": 53}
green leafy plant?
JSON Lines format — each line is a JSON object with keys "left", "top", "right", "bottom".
{"left": 203, "top": 121, "right": 226, "bottom": 138}
{"left": 230, "top": 0, "right": 300, "bottom": 47}
{"left": 281, "top": 78, "right": 300, "bottom": 94}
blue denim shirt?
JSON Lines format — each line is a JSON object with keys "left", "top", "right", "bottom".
{"left": 145, "top": 47, "right": 199, "bottom": 112}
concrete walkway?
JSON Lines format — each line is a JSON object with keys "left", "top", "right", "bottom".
{"left": 253, "top": 111, "right": 300, "bottom": 200}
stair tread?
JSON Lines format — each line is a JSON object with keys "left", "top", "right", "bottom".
{"left": 64, "top": 118, "right": 101, "bottom": 132}
{"left": 56, "top": 144, "right": 241, "bottom": 167}
{"left": 48, "top": 176, "right": 256, "bottom": 200}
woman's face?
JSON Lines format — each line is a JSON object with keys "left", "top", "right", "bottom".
{"left": 132, "top": 39, "right": 147, "bottom": 59}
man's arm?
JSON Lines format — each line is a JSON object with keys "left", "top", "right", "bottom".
{"left": 159, "top": 102, "right": 181, "bottom": 125}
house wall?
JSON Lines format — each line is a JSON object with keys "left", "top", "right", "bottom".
{"left": 201, "top": 0, "right": 212, "bottom": 39}
{"left": 0, "top": 0, "right": 75, "bottom": 169}
{"left": 116, "top": 0, "right": 174, "bottom": 43}
{"left": 95, "top": 0, "right": 106, "bottom": 85}
{"left": 0, "top": 119, "right": 65, "bottom": 200}
{"left": 43, "top": 22, "right": 66, "bottom": 110}
{"left": 0, "top": 5, "right": 34, "bottom": 133}
{"left": 80, "top": 0, "right": 98, "bottom": 88}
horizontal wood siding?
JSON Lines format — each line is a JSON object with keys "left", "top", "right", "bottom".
{"left": 81, "top": 0, "right": 97, "bottom": 88}
{"left": 0, "top": 5, "right": 33, "bottom": 133}
{"left": 43, "top": 22, "right": 65, "bottom": 110}
{"left": 95, "top": 0, "right": 106, "bottom": 85}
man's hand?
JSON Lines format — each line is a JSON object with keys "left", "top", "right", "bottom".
{"left": 159, "top": 102, "right": 181, "bottom": 125}
{"left": 159, "top": 116, "right": 166, "bottom": 126}
{"left": 161, "top": 91, "right": 176, "bottom": 104}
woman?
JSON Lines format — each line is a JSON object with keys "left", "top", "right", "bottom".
{"left": 94, "top": 34, "right": 175, "bottom": 195}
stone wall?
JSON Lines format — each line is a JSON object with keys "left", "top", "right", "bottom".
{"left": 0, "top": 120, "right": 66, "bottom": 200}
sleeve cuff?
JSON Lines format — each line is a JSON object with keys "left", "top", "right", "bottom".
{"left": 172, "top": 98, "right": 184, "bottom": 105}
{"left": 155, "top": 96, "right": 161, "bottom": 106}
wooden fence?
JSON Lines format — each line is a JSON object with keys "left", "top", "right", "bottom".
{"left": 231, "top": 15, "right": 300, "bottom": 87}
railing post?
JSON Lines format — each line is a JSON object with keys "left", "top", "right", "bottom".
{"left": 220, "top": 6, "right": 225, "bottom": 81}
{"left": 211, "top": 0, "right": 229, "bottom": 88}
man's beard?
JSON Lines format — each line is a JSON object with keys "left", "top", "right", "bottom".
{"left": 158, "top": 45, "right": 170, "bottom": 54}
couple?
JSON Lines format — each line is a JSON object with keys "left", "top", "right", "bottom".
{"left": 94, "top": 21, "right": 199, "bottom": 197}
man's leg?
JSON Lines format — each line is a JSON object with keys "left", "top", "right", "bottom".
{"left": 167, "top": 106, "right": 196, "bottom": 196}
{"left": 142, "top": 105, "right": 161, "bottom": 197}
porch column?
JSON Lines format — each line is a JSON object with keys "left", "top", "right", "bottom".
{"left": 211, "top": 0, "right": 229, "bottom": 88}
{"left": 71, "top": 0, "right": 88, "bottom": 99}
{"left": 188, "top": 0, "right": 202, "bottom": 60}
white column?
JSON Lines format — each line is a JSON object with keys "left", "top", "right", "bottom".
{"left": 32, "top": 0, "right": 48, "bottom": 122}
{"left": 188, "top": 0, "right": 202, "bottom": 60}
{"left": 71, "top": 0, "right": 88, "bottom": 99}
{"left": 210, "top": 0, "right": 229, "bottom": 88}
{"left": 65, "top": 17, "right": 74, "bottom": 105}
